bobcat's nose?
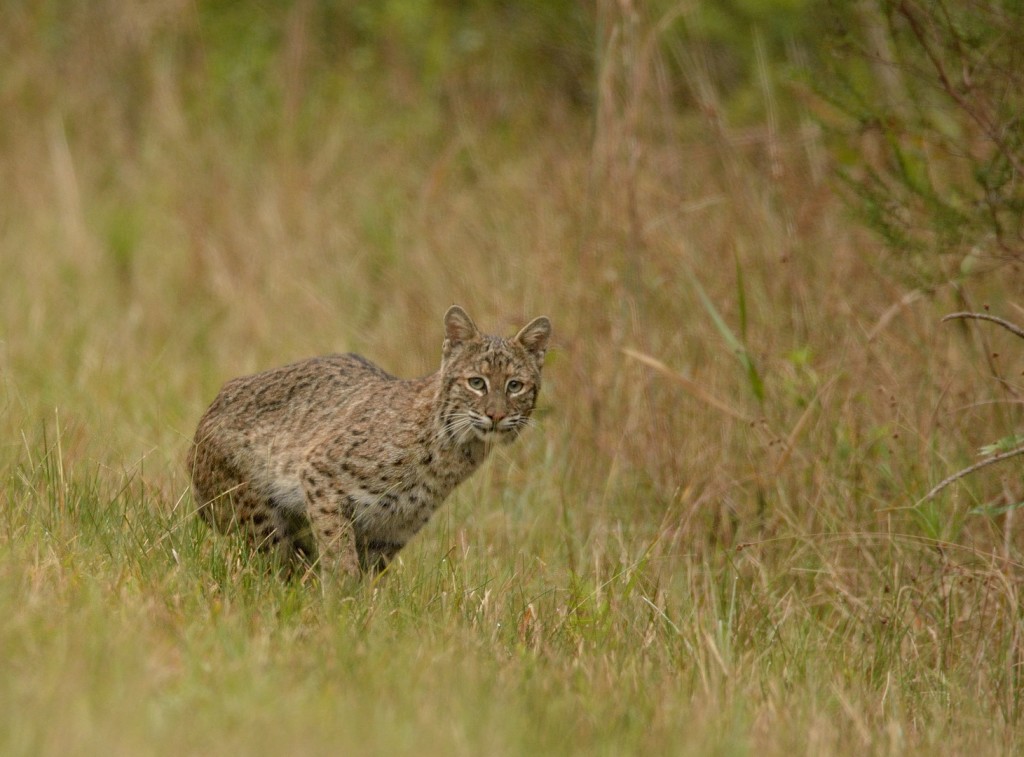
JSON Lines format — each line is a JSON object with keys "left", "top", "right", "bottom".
{"left": 486, "top": 410, "right": 506, "bottom": 426}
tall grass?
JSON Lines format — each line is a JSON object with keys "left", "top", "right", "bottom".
{"left": 2, "top": 2, "right": 1023, "bottom": 754}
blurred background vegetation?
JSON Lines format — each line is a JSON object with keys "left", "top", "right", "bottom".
{"left": 2, "top": 1, "right": 1024, "bottom": 753}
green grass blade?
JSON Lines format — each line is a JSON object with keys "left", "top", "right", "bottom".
{"left": 688, "top": 269, "right": 766, "bottom": 406}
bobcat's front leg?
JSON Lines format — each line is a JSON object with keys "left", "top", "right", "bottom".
{"left": 359, "top": 539, "right": 404, "bottom": 575}
{"left": 303, "top": 489, "right": 361, "bottom": 578}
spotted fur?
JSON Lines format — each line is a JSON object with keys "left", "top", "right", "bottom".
{"left": 187, "top": 306, "right": 551, "bottom": 577}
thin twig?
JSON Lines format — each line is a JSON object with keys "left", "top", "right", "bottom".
{"left": 622, "top": 347, "right": 752, "bottom": 422}
{"left": 771, "top": 375, "right": 838, "bottom": 476}
{"left": 867, "top": 289, "right": 923, "bottom": 342}
{"left": 918, "top": 443, "right": 1024, "bottom": 504}
{"left": 941, "top": 311, "right": 1024, "bottom": 340}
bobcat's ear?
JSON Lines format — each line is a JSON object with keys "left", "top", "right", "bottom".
{"left": 515, "top": 316, "right": 551, "bottom": 366}
{"left": 443, "top": 305, "right": 480, "bottom": 357}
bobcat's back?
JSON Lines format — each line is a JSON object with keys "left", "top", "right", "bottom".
{"left": 192, "top": 352, "right": 395, "bottom": 449}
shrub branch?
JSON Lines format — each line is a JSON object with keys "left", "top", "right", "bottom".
{"left": 920, "top": 443, "right": 1024, "bottom": 504}
{"left": 941, "top": 312, "right": 1024, "bottom": 341}
{"left": 919, "top": 309, "right": 1024, "bottom": 504}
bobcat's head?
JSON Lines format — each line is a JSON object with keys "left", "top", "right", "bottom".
{"left": 439, "top": 305, "right": 551, "bottom": 445}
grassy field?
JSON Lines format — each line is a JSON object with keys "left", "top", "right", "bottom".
{"left": 3, "top": 3, "right": 1024, "bottom": 754}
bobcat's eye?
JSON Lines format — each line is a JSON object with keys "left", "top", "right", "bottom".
{"left": 467, "top": 376, "right": 487, "bottom": 392}
{"left": 506, "top": 379, "right": 524, "bottom": 394}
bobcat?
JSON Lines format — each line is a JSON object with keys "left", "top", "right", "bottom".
{"left": 187, "top": 306, "right": 551, "bottom": 577}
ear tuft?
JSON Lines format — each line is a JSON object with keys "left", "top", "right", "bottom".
{"left": 443, "top": 305, "right": 480, "bottom": 356}
{"left": 514, "top": 315, "right": 551, "bottom": 364}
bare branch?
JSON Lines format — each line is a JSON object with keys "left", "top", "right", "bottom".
{"left": 919, "top": 443, "right": 1024, "bottom": 504}
{"left": 941, "top": 311, "right": 1024, "bottom": 340}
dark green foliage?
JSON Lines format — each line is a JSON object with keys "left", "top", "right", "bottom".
{"left": 818, "top": 0, "right": 1024, "bottom": 284}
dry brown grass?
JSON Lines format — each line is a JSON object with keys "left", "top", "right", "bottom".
{"left": 2, "top": 2, "right": 1024, "bottom": 753}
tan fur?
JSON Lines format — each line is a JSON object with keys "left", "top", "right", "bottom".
{"left": 187, "top": 306, "right": 551, "bottom": 577}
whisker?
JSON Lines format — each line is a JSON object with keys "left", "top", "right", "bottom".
{"left": 438, "top": 412, "right": 477, "bottom": 444}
